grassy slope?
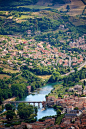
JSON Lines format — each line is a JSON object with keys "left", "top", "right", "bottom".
{"left": 0, "top": 0, "right": 85, "bottom": 16}
{"left": 67, "top": 0, "right": 85, "bottom": 16}
{"left": 37, "top": 75, "right": 51, "bottom": 80}
{"left": 0, "top": 74, "right": 11, "bottom": 80}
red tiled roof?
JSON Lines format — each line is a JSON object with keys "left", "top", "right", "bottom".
{"left": 27, "top": 86, "right": 31, "bottom": 89}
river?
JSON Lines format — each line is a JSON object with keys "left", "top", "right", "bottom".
{"left": 1, "top": 83, "right": 57, "bottom": 119}
{"left": 19, "top": 83, "right": 57, "bottom": 120}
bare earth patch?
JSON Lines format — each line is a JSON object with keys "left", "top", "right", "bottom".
{"left": 3, "top": 97, "right": 16, "bottom": 102}
{"left": 0, "top": 74, "right": 11, "bottom": 80}
{"left": 67, "top": 0, "right": 85, "bottom": 16}
{"left": 36, "top": 0, "right": 85, "bottom": 16}
{"left": 37, "top": 75, "right": 51, "bottom": 80}
{"left": 3, "top": 68, "right": 19, "bottom": 73}
{"left": 80, "top": 78, "right": 86, "bottom": 82}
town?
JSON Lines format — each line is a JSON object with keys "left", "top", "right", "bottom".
{"left": 0, "top": 35, "right": 85, "bottom": 71}
{"left": 12, "top": 93, "right": 86, "bottom": 128}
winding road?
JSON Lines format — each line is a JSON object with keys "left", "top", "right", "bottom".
{"left": 62, "top": 61, "right": 86, "bottom": 77}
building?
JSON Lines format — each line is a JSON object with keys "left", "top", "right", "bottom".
{"left": 27, "top": 86, "right": 31, "bottom": 93}
{"left": 65, "top": 110, "right": 82, "bottom": 119}
{"left": 74, "top": 85, "right": 82, "bottom": 92}
{"left": 66, "top": 106, "right": 74, "bottom": 113}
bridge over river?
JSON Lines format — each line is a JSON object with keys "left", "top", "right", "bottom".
{"left": 3, "top": 101, "right": 46, "bottom": 108}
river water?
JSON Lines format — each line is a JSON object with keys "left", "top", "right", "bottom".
{"left": 20, "top": 83, "right": 57, "bottom": 120}
{"left": 1, "top": 83, "right": 57, "bottom": 119}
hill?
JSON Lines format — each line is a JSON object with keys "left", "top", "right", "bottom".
{"left": 0, "top": 0, "right": 71, "bottom": 7}
{"left": 0, "top": 0, "right": 72, "bottom": 8}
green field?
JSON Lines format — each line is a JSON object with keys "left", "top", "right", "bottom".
{"left": 18, "top": 15, "right": 34, "bottom": 19}
{"left": 17, "top": 5, "right": 50, "bottom": 9}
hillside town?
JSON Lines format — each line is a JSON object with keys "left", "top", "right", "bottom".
{"left": 69, "top": 35, "right": 86, "bottom": 50}
{"left": 0, "top": 35, "right": 85, "bottom": 72}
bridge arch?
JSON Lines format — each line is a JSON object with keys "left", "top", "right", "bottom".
{"left": 3, "top": 101, "right": 46, "bottom": 108}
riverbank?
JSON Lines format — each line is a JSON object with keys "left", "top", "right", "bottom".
{"left": 0, "top": 105, "right": 2, "bottom": 112}
{"left": 0, "top": 83, "right": 56, "bottom": 128}
{"left": 3, "top": 97, "right": 16, "bottom": 103}
{"left": 1, "top": 83, "right": 57, "bottom": 119}
{"left": 48, "top": 81, "right": 63, "bottom": 98}
{"left": 0, "top": 97, "right": 16, "bottom": 112}
{"left": 19, "top": 83, "right": 57, "bottom": 120}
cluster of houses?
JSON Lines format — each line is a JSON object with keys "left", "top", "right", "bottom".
{"left": 39, "top": 95, "right": 86, "bottom": 128}
{"left": 10, "top": 112, "right": 86, "bottom": 129}
{"left": 44, "top": 94, "right": 86, "bottom": 110}
{"left": 72, "top": 55, "right": 84, "bottom": 67}
{"left": 69, "top": 35, "right": 86, "bottom": 50}
{"left": 68, "top": 84, "right": 86, "bottom": 95}
{"left": 0, "top": 36, "right": 85, "bottom": 70}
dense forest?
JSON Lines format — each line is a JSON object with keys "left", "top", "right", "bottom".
{"left": 0, "top": 67, "right": 44, "bottom": 104}
{"left": 49, "top": 67, "right": 86, "bottom": 87}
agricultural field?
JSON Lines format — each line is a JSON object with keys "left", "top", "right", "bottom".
{"left": 67, "top": 0, "right": 85, "bottom": 16}
{"left": 3, "top": 69, "right": 19, "bottom": 73}
{"left": 37, "top": 75, "right": 51, "bottom": 80}
{"left": 0, "top": 74, "right": 11, "bottom": 80}
{"left": 17, "top": 5, "right": 49, "bottom": 9}
{"left": 69, "top": 16, "right": 86, "bottom": 26}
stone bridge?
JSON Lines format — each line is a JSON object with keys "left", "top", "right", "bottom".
{"left": 3, "top": 101, "right": 46, "bottom": 108}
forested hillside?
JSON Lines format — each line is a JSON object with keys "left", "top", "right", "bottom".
{"left": 0, "top": 0, "right": 71, "bottom": 7}
{"left": 0, "top": 0, "right": 38, "bottom": 7}
{"left": 0, "top": 67, "right": 44, "bottom": 104}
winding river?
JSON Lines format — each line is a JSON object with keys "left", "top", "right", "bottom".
{"left": 1, "top": 83, "right": 58, "bottom": 119}
{"left": 19, "top": 83, "right": 57, "bottom": 119}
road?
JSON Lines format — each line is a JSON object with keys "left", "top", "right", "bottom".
{"left": 62, "top": 61, "right": 86, "bottom": 77}
{"left": 77, "top": 61, "right": 86, "bottom": 71}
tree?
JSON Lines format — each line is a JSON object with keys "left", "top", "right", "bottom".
{"left": 6, "top": 110, "right": 15, "bottom": 120}
{"left": 83, "top": 80, "right": 86, "bottom": 86}
{"left": 0, "top": 67, "right": 3, "bottom": 74}
{"left": 49, "top": 71, "right": 60, "bottom": 82}
{"left": 74, "top": 67, "right": 77, "bottom": 73}
{"left": 66, "top": 5, "right": 70, "bottom": 12}
{"left": 0, "top": 88, "right": 3, "bottom": 104}
{"left": 57, "top": 109, "right": 61, "bottom": 116}
{"left": 17, "top": 103, "right": 37, "bottom": 121}
{"left": 5, "top": 104, "right": 13, "bottom": 111}
{"left": 82, "top": 84, "right": 85, "bottom": 95}
{"left": 58, "top": 94, "right": 62, "bottom": 98}
{"left": 11, "top": 83, "right": 27, "bottom": 98}
{"left": 74, "top": 107, "right": 79, "bottom": 110}
{"left": 34, "top": 106, "right": 38, "bottom": 115}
